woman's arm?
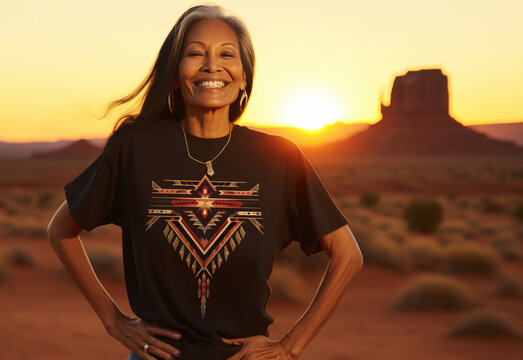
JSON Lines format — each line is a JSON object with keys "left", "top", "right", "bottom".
{"left": 47, "top": 200, "right": 182, "bottom": 360}
{"left": 280, "top": 224, "right": 363, "bottom": 358}
{"left": 222, "top": 224, "right": 363, "bottom": 359}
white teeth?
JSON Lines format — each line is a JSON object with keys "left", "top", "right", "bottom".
{"left": 197, "top": 80, "right": 226, "bottom": 88}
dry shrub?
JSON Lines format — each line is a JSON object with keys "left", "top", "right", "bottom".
{"left": 404, "top": 238, "right": 443, "bottom": 271}
{"left": 2, "top": 221, "right": 47, "bottom": 238}
{"left": 455, "top": 200, "right": 469, "bottom": 209}
{"left": 268, "top": 263, "right": 305, "bottom": 303}
{"left": 463, "top": 228, "right": 482, "bottom": 240}
{"left": 346, "top": 222, "right": 374, "bottom": 245}
{"left": 447, "top": 192, "right": 459, "bottom": 201}
{"left": 481, "top": 197, "right": 504, "bottom": 213}
{"left": 441, "top": 243, "right": 500, "bottom": 276}
{"left": 37, "top": 191, "right": 55, "bottom": 209}
{"left": 492, "top": 237, "right": 522, "bottom": 261}
{"left": 0, "top": 197, "right": 7, "bottom": 209}
{"left": 448, "top": 308, "right": 522, "bottom": 339}
{"left": 512, "top": 203, "right": 523, "bottom": 222}
{"left": 478, "top": 226, "right": 497, "bottom": 236}
{"left": 492, "top": 272, "right": 523, "bottom": 299}
{"left": 388, "top": 231, "right": 405, "bottom": 245}
{"left": 403, "top": 199, "right": 443, "bottom": 233}
{"left": 359, "top": 235, "right": 410, "bottom": 273}
{"left": 3, "top": 206, "right": 18, "bottom": 216}
{"left": 360, "top": 192, "right": 379, "bottom": 207}
{"left": 511, "top": 169, "right": 523, "bottom": 180}
{"left": 87, "top": 249, "right": 124, "bottom": 282}
{"left": 4, "top": 247, "right": 36, "bottom": 267}
{"left": 391, "top": 274, "right": 478, "bottom": 312}
{"left": 356, "top": 214, "right": 371, "bottom": 224}
{"left": 375, "top": 222, "right": 390, "bottom": 230}
{"left": 12, "top": 192, "right": 32, "bottom": 206}
{"left": 344, "top": 222, "right": 409, "bottom": 272}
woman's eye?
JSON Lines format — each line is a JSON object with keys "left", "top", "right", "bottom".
{"left": 187, "top": 51, "right": 233, "bottom": 57}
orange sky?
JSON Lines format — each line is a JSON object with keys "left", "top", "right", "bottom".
{"left": 1, "top": 0, "right": 522, "bottom": 142}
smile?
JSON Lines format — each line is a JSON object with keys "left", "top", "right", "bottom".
{"left": 195, "top": 80, "right": 229, "bottom": 89}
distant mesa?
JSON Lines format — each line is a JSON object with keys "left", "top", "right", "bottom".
{"left": 31, "top": 139, "right": 103, "bottom": 160}
{"left": 381, "top": 68, "right": 449, "bottom": 118}
{"left": 311, "top": 68, "right": 523, "bottom": 156}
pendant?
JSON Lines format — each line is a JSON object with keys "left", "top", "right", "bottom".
{"left": 205, "top": 161, "right": 214, "bottom": 176}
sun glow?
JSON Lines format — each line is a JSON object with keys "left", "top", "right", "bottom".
{"left": 282, "top": 90, "right": 344, "bottom": 130}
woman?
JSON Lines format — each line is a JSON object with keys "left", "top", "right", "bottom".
{"left": 47, "top": 4, "right": 363, "bottom": 360}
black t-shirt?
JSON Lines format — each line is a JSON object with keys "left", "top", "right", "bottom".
{"left": 64, "top": 118, "right": 348, "bottom": 360}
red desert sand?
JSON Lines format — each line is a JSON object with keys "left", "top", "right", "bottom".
{"left": 1, "top": 233, "right": 522, "bottom": 360}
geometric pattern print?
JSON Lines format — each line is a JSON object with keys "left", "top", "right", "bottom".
{"left": 145, "top": 174, "right": 264, "bottom": 318}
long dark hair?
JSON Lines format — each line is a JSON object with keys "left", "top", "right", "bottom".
{"left": 103, "top": 3, "right": 256, "bottom": 137}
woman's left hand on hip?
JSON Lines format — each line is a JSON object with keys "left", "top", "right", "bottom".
{"left": 221, "top": 335, "right": 290, "bottom": 359}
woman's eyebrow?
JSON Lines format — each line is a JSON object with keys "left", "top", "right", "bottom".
{"left": 186, "top": 41, "right": 238, "bottom": 48}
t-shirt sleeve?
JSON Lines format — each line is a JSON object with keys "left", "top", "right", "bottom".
{"left": 286, "top": 141, "right": 349, "bottom": 256}
{"left": 64, "top": 136, "right": 124, "bottom": 231}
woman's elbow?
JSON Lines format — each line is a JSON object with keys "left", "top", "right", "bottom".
{"left": 47, "top": 200, "right": 82, "bottom": 242}
{"left": 352, "top": 250, "right": 364, "bottom": 270}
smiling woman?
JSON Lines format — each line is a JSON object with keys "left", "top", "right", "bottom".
{"left": 282, "top": 90, "right": 344, "bottom": 129}
{"left": 47, "top": 3, "right": 363, "bottom": 360}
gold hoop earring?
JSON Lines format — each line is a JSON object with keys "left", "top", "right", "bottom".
{"left": 239, "top": 90, "right": 248, "bottom": 112}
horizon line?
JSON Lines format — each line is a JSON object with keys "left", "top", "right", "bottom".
{"left": 1, "top": 118, "right": 522, "bottom": 144}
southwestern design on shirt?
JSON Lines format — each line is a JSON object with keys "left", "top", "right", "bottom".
{"left": 145, "top": 174, "right": 264, "bottom": 318}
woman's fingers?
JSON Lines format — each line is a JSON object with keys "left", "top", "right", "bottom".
{"left": 137, "top": 342, "right": 177, "bottom": 360}
{"left": 146, "top": 334, "right": 181, "bottom": 358}
{"left": 136, "top": 347, "right": 168, "bottom": 360}
{"left": 135, "top": 348, "right": 158, "bottom": 360}
{"left": 143, "top": 323, "right": 182, "bottom": 358}
{"left": 146, "top": 323, "right": 183, "bottom": 340}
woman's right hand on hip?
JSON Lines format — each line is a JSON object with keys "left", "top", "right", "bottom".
{"left": 106, "top": 312, "right": 182, "bottom": 360}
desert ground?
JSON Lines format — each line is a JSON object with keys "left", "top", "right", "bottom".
{"left": 1, "top": 154, "right": 522, "bottom": 360}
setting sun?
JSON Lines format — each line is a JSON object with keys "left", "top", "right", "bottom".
{"left": 282, "top": 90, "right": 344, "bottom": 130}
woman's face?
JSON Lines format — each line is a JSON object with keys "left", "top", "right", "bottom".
{"left": 176, "top": 18, "right": 247, "bottom": 112}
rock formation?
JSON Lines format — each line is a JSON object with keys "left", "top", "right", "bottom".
{"left": 310, "top": 68, "right": 523, "bottom": 156}
{"left": 382, "top": 68, "right": 449, "bottom": 117}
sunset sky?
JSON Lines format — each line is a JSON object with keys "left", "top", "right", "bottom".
{"left": 1, "top": 0, "right": 522, "bottom": 142}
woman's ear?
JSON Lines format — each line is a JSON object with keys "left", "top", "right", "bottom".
{"left": 173, "top": 76, "right": 180, "bottom": 91}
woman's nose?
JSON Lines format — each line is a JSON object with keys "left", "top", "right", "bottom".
{"left": 202, "top": 53, "right": 220, "bottom": 72}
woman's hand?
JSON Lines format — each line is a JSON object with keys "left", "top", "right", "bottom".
{"left": 221, "top": 335, "right": 294, "bottom": 360}
{"left": 105, "top": 311, "right": 182, "bottom": 360}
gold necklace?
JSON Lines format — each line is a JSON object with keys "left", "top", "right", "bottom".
{"left": 180, "top": 120, "right": 232, "bottom": 177}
